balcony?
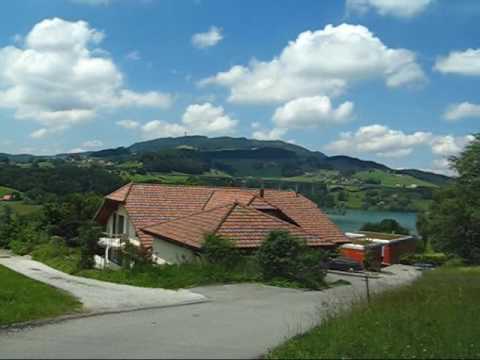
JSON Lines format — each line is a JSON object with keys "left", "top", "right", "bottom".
{"left": 98, "top": 233, "right": 140, "bottom": 248}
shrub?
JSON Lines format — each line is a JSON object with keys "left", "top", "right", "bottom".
{"left": 77, "top": 221, "right": 102, "bottom": 270}
{"left": 361, "top": 219, "right": 410, "bottom": 235}
{"left": 202, "top": 233, "right": 240, "bottom": 267}
{"left": 257, "top": 231, "right": 306, "bottom": 280}
{"left": 363, "top": 248, "right": 382, "bottom": 272}
{"left": 400, "top": 252, "right": 449, "bottom": 266}
{"left": 294, "top": 250, "right": 328, "bottom": 290}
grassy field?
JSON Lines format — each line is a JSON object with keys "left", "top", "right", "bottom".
{"left": 0, "top": 201, "right": 42, "bottom": 216}
{"left": 0, "top": 265, "right": 82, "bottom": 326}
{"left": 0, "top": 186, "right": 16, "bottom": 197}
{"left": 354, "top": 170, "right": 436, "bottom": 188}
{"left": 268, "top": 266, "right": 480, "bottom": 359}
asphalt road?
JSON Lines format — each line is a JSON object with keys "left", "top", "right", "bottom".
{"left": 0, "top": 265, "right": 420, "bottom": 359}
{"left": 0, "top": 252, "right": 205, "bottom": 313}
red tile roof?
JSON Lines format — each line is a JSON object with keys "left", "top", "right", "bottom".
{"left": 97, "top": 183, "right": 348, "bottom": 249}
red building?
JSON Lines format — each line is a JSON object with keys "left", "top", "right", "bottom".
{"left": 342, "top": 232, "right": 416, "bottom": 266}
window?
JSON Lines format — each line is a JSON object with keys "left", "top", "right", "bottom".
{"left": 116, "top": 215, "right": 125, "bottom": 235}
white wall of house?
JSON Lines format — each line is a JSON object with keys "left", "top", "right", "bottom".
{"left": 152, "top": 237, "right": 196, "bottom": 265}
{"left": 106, "top": 206, "right": 137, "bottom": 241}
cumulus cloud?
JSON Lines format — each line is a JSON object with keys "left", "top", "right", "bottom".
{"left": 140, "top": 120, "right": 186, "bottom": 140}
{"left": 252, "top": 127, "right": 287, "bottom": 141}
{"left": 182, "top": 103, "right": 237, "bottom": 134}
{"left": 325, "top": 124, "right": 432, "bottom": 158}
{"left": 191, "top": 26, "right": 223, "bottom": 49}
{"left": 273, "top": 96, "right": 354, "bottom": 129}
{"left": 346, "top": 0, "right": 434, "bottom": 18}
{"left": 117, "top": 119, "right": 140, "bottom": 129}
{"left": 430, "top": 135, "right": 474, "bottom": 157}
{"left": 127, "top": 103, "right": 238, "bottom": 140}
{"left": 444, "top": 102, "right": 480, "bottom": 121}
{"left": 0, "top": 18, "right": 172, "bottom": 137}
{"left": 200, "top": 24, "right": 425, "bottom": 104}
{"left": 434, "top": 49, "right": 480, "bottom": 76}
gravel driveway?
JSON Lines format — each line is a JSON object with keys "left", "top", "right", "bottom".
{"left": 0, "top": 263, "right": 420, "bottom": 359}
{"left": 0, "top": 253, "right": 206, "bottom": 313}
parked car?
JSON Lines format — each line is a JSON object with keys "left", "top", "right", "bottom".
{"left": 328, "top": 257, "right": 364, "bottom": 272}
{"left": 413, "top": 262, "right": 436, "bottom": 271}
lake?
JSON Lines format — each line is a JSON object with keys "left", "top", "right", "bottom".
{"left": 328, "top": 209, "right": 418, "bottom": 235}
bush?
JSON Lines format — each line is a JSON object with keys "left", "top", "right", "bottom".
{"left": 257, "top": 231, "right": 306, "bottom": 280}
{"left": 294, "top": 250, "right": 328, "bottom": 290}
{"left": 31, "top": 241, "right": 81, "bottom": 274}
{"left": 363, "top": 248, "right": 382, "bottom": 272}
{"left": 361, "top": 219, "right": 410, "bottom": 235}
{"left": 257, "top": 231, "right": 328, "bottom": 289}
{"left": 77, "top": 221, "right": 102, "bottom": 270}
{"left": 202, "top": 233, "right": 240, "bottom": 267}
{"left": 400, "top": 252, "right": 449, "bottom": 266}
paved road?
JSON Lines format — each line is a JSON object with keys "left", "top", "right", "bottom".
{"left": 0, "top": 265, "right": 420, "bottom": 359}
{"left": 0, "top": 252, "right": 205, "bottom": 313}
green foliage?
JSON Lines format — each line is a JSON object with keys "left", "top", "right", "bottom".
{"left": 257, "top": 231, "right": 327, "bottom": 289}
{"left": 400, "top": 252, "right": 449, "bottom": 266}
{"left": 78, "top": 258, "right": 261, "bottom": 290}
{"left": 9, "top": 222, "right": 49, "bottom": 256}
{"left": 31, "top": 241, "right": 81, "bottom": 274}
{"left": 0, "top": 265, "right": 82, "bottom": 326}
{"left": 202, "top": 233, "right": 240, "bottom": 267}
{"left": 422, "top": 133, "right": 480, "bottom": 264}
{"left": 257, "top": 231, "right": 306, "bottom": 280}
{"left": 267, "top": 266, "right": 480, "bottom": 359}
{"left": 77, "top": 221, "right": 103, "bottom": 270}
{"left": 361, "top": 218, "right": 410, "bottom": 235}
{"left": 363, "top": 248, "right": 382, "bottom": 271}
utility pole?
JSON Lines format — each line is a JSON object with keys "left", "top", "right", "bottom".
{"left": 364, "top": 272, "right": 370, "bottom": 304}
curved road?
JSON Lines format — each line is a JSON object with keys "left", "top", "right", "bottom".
{"left": 0, "top": 263, "right": 420, "bottom": 359}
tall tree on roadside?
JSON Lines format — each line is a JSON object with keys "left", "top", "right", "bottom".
{"left": 422, "top": 134, "right": 480, "bottom": 263}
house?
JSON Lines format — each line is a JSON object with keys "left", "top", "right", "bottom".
{"left": 343, "top": 231, "right": 416, "bottom": 266}
{"left": 94, "top": 183, "right": 350, "bottom": 267}
{"left": 1, "top": 194, "right": 14, "bottom": 201}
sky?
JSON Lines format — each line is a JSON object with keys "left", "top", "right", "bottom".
{"left": 0, "top": 0, "right": 479, "bottom": 174}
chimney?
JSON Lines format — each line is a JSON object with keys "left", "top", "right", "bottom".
{"left": 260, "top": 182, "right": 265, "bottom": 197}
{"left": 295, "top": 183, "right": 299, "bottom": 197}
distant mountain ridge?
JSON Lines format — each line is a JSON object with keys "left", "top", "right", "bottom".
{"left": 0, "top": 136, "right": 450, "bottom": 185}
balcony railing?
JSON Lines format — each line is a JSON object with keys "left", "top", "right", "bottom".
{"left": 98, "top": 233, "right": 140, "bottom": 248}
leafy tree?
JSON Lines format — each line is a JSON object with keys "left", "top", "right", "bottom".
{"left": 361, "top": 219, "right": 410, "bottom": 235}
{"left": 78, "top": 221, "right": 103, "bottom": 270}
{"left": 422, "top": 134, "right": 480, "bottom": 263}
{"left": 202, "top": 233, "right": 239, "bottom": 267}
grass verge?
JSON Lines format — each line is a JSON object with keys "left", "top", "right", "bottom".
{"left": 0, "top": 265, "right": 82, "bottom": 326}
{"left": 267, "top": 266, "right": 480, "bottom": 359}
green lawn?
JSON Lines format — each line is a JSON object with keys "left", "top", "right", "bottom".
{"left": 0, "top": 185, "right": 16, "bottom": 197}
{"left": 0, "top": 201, "right": 42, "bottom": 216}
{"left": 0, "top": 265, "right": 82, "bottom": 326}
{"left": 354, "top": 170, "right": 436, "bottom": 188}
{"left": 267, "top": 266, "right": 480, "bottom": 359}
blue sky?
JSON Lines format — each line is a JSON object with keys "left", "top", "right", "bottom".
{"left": 0, "top": 0, "right": 479, "bottom": 174}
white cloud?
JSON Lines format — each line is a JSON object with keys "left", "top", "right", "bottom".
{"left": 444, "top": 102, "right": 480, "bottom": 121}
{"left": 273, "top": 96, "right": 354, "bottom": 129}
{"left": 128, "top": 103, "right": 237, "bottom": 140}
{"left": 81, "top": 139, "right": 104, "bottom": 148}
{"left": 325, "top": 124, "right": 432, "bottom": 158}
{"left": 252, "top": 127, "right": 287, "bottom": 141}
{"left": 346, "top": 0, "right": 434, "bottom": 18}
{"left": 0, "top": 18, "right": 172, "bottom": 137}
{"left": 140, "top": 120, "right": 186, "bottom": 140}
{"left": 435, "top": 49, "right": 480, "bottom": 76}
{"left": 182, "top": 103, "right": 237, "bottom": 134}
{"left": 200, "top": 24, "right": 425, "bottom": 104}
{"left": 430, "top": 135, "right": 474, "bottom": 157}
{"left": 125, "top": 50, "right": 141, "bottom": 61}
{"left": 117, "top": 119, "right": 140, "bottom": 129}
{"left": 191, "top": 26, "right": 223, "bottom": 49}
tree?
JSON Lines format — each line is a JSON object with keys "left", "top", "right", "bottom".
{"left": 361, "top": 219, "right": 410, "bottom": 235}
{"left": 422, "top": 134, "right": 480, "bottom": 263}
{"left": 78, "top": 221, "right": 102, "bottom": 270}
